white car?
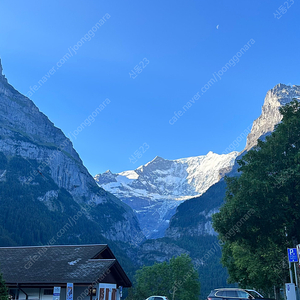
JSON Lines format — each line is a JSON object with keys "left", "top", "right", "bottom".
{"left": 146, "top": 297, "right": 169, "bottom": 300}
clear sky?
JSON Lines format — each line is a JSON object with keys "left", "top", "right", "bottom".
{"left": 0, "top": 0, "right": 299, "bottom": 175}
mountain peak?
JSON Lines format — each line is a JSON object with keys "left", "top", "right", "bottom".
{"left": 153, "top": 155, "right": 164, "bottom": 161}
{"left": 142, "top": 156, "right": 165, "bottom": 168}
{"left": 0, "top": 58, "right": 7, "bottom": 83}
{"left": 245, "top": 83, "right": 300, "bottom": 150}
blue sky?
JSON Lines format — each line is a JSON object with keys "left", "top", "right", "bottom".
{"left": 0, "top": 0, "right": 299, "bottom": 175}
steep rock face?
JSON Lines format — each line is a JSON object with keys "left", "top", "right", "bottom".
{"left": 246, "top": 84, "right": 300, "bottom": 150}
{"left": 165, "top": 180, "right": 226, "bottom": 239}
{"left": 0, "top": 59, "right": 142, "bottom": 244}
{"left": 137, "top": 239, "right": 189, "bottom": 264}
{"left": 95, "top": 151, "right": 238, "bottom": 238}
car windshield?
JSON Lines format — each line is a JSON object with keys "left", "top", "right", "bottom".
{"left": 245, "top": 290, "right": 264, "bottom": 299}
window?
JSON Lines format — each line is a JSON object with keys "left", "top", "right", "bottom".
{"left": 44, "top": 289, "right": 54, "bottom": 295}
{"left": 225, "top": 291, "right": 238, "bottom": 297}
{"left": 237, "top": 291, "right": 250, "bottom": 299}
{"left": 216, "top": 291, "right": 226, "bottom": 297}
{"left": 245, "top": 290, "right": 263, "bottom": 299}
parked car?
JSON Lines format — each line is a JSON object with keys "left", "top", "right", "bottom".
{"left": 146, "top": 296, "right": 169, "bottom": 300}
{"left": 207, "top": 288, "right": 271, "bottom": 300}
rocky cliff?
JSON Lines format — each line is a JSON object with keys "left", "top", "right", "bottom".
{"left": 246, "top": 84, "right": 300, "bottom": 150}
{"left": 0, "top": 59, "right": 143, "bottom": 245}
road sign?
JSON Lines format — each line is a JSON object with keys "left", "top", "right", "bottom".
{"left": 288, "top": 248, "right": 298, "bottom": 262}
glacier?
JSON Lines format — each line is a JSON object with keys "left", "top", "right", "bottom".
{"left": 95, "top": 151, "right": 238, "bottom": 238}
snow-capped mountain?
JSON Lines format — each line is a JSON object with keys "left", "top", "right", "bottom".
{"left": 95, "top": 151, "right": 238, "bottom": 238}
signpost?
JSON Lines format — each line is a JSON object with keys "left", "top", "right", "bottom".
{"left": 288, "top": 248, "right": 298, "bottom": 285}
{"left": 287, "top": 248, "right": 300, "bottom": 300}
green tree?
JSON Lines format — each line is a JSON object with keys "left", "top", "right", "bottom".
{"left": 213, "top": 99, "right": 300, "bottom": 293}
{"left": 0, "top": 269, "right": 8, "bottom": 300}
{"left": 128, "top": 254, "right": 200, "bottom": 300}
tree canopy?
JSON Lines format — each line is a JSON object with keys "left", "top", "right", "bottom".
{"left": 213, "top": 99, "right": 300, "bottom": 292}
{"left": 128, "top": 254, "right": 200, "bottom": 300}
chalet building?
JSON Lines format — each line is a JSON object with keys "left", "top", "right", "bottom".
{"left": 0, "top": 244, "right": 131, "bottom": 300}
